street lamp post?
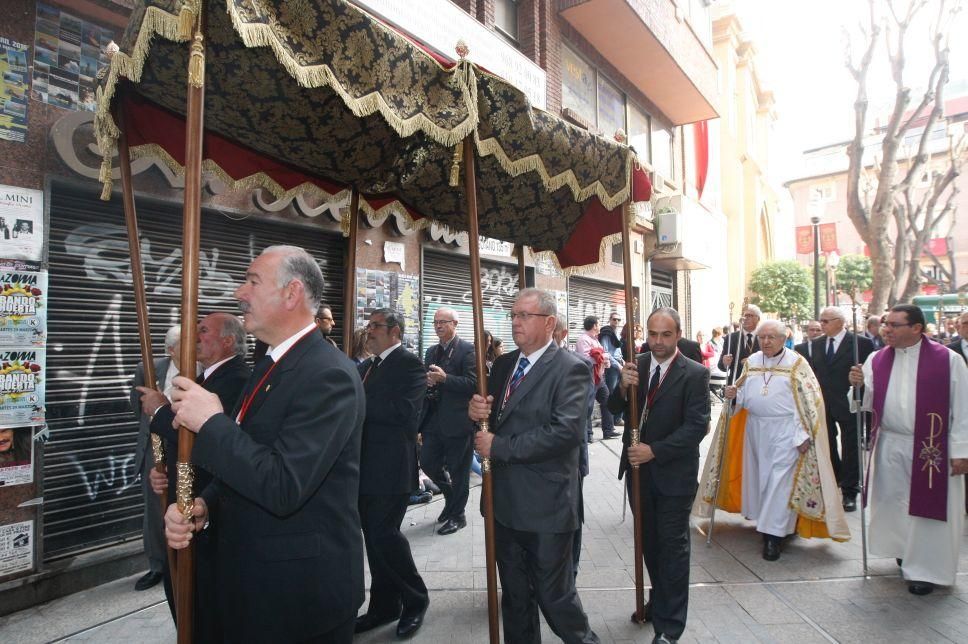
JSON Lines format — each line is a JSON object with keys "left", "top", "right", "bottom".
{"left": 811, "top": 215, "right": 821, "bottom": 319}
{"left": 827, "top": 250, "right": 840, "bottom": 307}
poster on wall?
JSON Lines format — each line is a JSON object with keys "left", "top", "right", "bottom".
{"left": 0, "top": 426, "right": 34, "bottom": 486}
{"left": 355, "top": 269, "right": 420, "bottom": 352}
{"left": 0, "top": 186, "right": 44, "bottom": 264}
{"left": 0, "top": 270, "right": 46, "bottom": 346}
{"left": 0, "top": 37, "right": 29, "bottom": 143}
{"left": 32, "top": 3, "right": 115, "bottom": 111}
{"left": 0, "top": 520, "right": 34, "bottom": 577}
{"left": 0, "top": 347, "right": 45, "bottom": 428}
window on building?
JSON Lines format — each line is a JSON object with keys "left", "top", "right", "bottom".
{"left": 561, "top": 46, "right": 596, "bottom": 127}
{"left": 611, "top": 240, "right": 624, "bottom": 265}
{"left": 597, "top": 74, "right": 626, "bottom": 140}
{"left": 810, "top": 181, "right": 835, "bottom": 202}
{"left": 494, "top": 0, "right": 519, "bottom": 44}
{"left": 651, "top": 122, "right": 674, "bottom": 180}
{"left": 628, "top": 102, "right": 651, "bottom": 163}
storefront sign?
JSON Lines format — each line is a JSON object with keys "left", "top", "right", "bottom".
{"left": 0, "top": 520, "right": 33, "bottom": 576}
{"left": 0, "top": 36, "right": 29, "bottom": 143}
{"left": 0, "top": 348, "right": 45, "bottom": 428}
{"left": 352, "top": 0, "right": 546, "bottom": 108}
{"left": 478, "top": 237, "right": 513, "bottom": 257}
{"left": 0, "top": 186, "right": 44, "bottom": 264}
{"left": 0, "top": 270, "right": 46, "bottom": 346}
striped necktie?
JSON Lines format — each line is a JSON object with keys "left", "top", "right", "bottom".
{"left": 508, "top": 357, "right": 530, "bottom": 397}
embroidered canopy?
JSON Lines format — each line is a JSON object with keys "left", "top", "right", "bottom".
{"left": 95, "top": 0, "right": 651, "bottom": 270}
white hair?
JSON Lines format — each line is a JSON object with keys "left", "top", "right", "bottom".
{"left": 744, "top": 304, "right": 763, "bottom": 318}
{"left": 756, "top": 319, "right": 785, "bottom": 337}
{"left": 164, "top": 325, "right": 181, "bottom": 351}
{"left": 820, "top": 306, "right": 845, "bottom": 322}
{"left": 436, "top": 307, "right": 459, "bottom": 323}
{"left": 260, "top": 245, "right": 325, "bottom": 310}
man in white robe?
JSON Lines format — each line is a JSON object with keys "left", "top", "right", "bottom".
{"left": 850, "top": 304, "right": 968, "bottom": 595}
{"left": 718, "top": 320, "right": 847, "bottom": 561}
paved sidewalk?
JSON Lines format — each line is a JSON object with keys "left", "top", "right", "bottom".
{"left": 5, "top": 402, "right": 968, "bottom": 642}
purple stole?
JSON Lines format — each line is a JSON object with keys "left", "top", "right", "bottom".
{"left": 871, "top": 337, "right": 951, "bottom": 521}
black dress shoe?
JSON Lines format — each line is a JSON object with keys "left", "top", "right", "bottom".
{"left": 134, "top": 570, "right": 163, "bottom": 591}
{"left": 908, "top": 581, "right": 934, "bottom": 595}
{"left": 354, "top": 611, "right": 399, "bottom": 634}
{"left": 896, "top": 558, "right": 903, "bottom": 567}
{"left": 843, "top": 497, "right": 857, "bottom": 512}
{"left": 652, "top": 634, "right": 678, "bottom": 644}
{"left": 763, "top": 537, "right": 781, "bottom": 561}
{"left": 438, "top": 516, "right": 466, "bottom": 535}
{"left": 629, "top": 601, "right": 653, "bottom": 623}
{"left": 396, "top": 602, "right": 428, "bottom": 638}
{"left": 602, "top": 431, "right": 620, "bottom": 440}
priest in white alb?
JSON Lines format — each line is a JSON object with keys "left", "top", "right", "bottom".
{"left": 695, "top": 319, "right": 848, "bottom": 562}
{"left": 849, "top": 304, "right": 968, "bottom": 595}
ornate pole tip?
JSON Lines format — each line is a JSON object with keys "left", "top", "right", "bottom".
{"left": 614, "top": 129, "right": 627, "bottom": 144}
{"left": 455, "top": 40, "right": 470, "bottom": 60}
{"left": 105, "top": 40, "right": 120, "bottom": 59}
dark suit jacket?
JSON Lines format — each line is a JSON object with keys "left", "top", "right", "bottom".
{"left": 793, "top": 340, "right": 813, "bottom": 361}
{"left": 358, "top": 345, "right": 427, "bottom": 495}
{"left": 420, "top": 337, "right": 477, "bottom": 439}
{"left": 150, "top": 355, "right": 251, "bottom": 496}
{"left": 716, "top": 330, "right": 760, "bottom": 383}
{"left": 607, "top": 352, "right": 710, "bottom": 496}
{"left": 129, "top": 356, "right": 169, "bottom": 474}
{"left": 191, "top": 331, "right": 366, "bottom": 642}
{"left": 485, "top": 343, "right": 589, "bottom": 534}
{"left": 639, "top": 338, "right": 703, "bottom": 365}
{"left": 809, "top": 332, "right": 874, "bottom": 419}
{"left": 949, "top": 339, "right": 968, "bottom": 364}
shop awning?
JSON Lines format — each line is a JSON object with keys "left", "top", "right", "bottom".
{"left": 96, "top": 0, "right": 651, "bottom": 272}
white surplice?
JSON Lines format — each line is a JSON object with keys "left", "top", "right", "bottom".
{"left": 859, "top": 340, "right": 968, "bottom": 585}
{"left": 736, "top": 349, "right": 811, "bottom": 538}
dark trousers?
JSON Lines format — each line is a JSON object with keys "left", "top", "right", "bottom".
{"left": 359, "top": 493, "right": 428, "bottom": 618}
{"left": 826, "top": 410, "right": 860, "bottom": 498}
{"left": 604, "top": 366, "right": 623, "bottom": 422}
{"left": 494, "top": 522, "right": 599, "bottom": 644}
{"left": 628, "top": 473, "right": 693, "bottom": 640}
{"left": 421, "top": 428, "right": 473, "bottom": 520}
{"left": 140, "top": 448, "right": 166, "bottom": 575}
{"left": 301, "top": 613, "right": 354, "bottom": 643}
{"left": 594, "top": 382, "right": 614, "bottom": 436}
{"left": 161, "top": 528, "right": 220, "bottom": 641}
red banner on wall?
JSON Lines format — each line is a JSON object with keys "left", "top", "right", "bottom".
{"left": 819, "top": 223, "right": 838, "bottom": 253}
{"left": 795, "top": 226, "right": 814, "bottom": 254}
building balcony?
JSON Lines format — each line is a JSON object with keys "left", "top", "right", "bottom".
{"left": 558, "top": 0, "right": 720, "bottom": 124}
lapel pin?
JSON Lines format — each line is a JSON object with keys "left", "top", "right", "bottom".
{"left": 265, "top": 384, "right": 271, "bottom": 393}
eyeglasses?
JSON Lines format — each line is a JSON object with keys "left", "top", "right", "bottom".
{"left": 756, "top": 334, "right": 782, "bottom": 342}
{"left": 365, "top": 322, "right": 390, "bottom": 330}
{"left": 507, "top": 312, "right": 551, "bottom": 322}
{"left": 433, "top": 320, "right": 456, "bottom": 326}
{"left": 819, "top": 318, "right": 838, "bottom": 324}
{"left": 882, "top": 322, "right": 912, "bottom": 329}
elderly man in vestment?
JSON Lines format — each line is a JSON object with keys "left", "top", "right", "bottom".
{"left": 695, "top": 319, "right": 848, "bottom": 561}
{"left": 849, "top": 304, "right": 968, "bottom": 595}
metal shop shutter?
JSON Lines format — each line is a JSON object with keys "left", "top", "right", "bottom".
{"left": 567, "top": 277, "right": 639, "bottom": 341}
{"left": 651, "top": 268, "right": 674, "bottom": 311}
{"left": 420, "top": 252, "right": 519, "bottom": 357}
{"left": 42, "top": 183, "right": 344, "bottom": 561}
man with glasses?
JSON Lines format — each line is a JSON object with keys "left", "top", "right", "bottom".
{"left": 809, "top": 307, "right": 874, "bottom": 512}
{"left": 419, "top": 307, "right": 477, "bottom": 536}
{"left": 469, "top": 288, "right": 599, "bottom": 643}
{"left": 700, "top": 320, "right": 848, "bottom": 562}
{"left": 315, "top": 304, "right": 338, "bottom": 348}
{"left": 717, "top": 304, "right": 762, "bottom": 385}
{"left": 794, "top": 320, "right": 823, "bottom": 360}
{"left": 354, "top": 309, "right": 430, "bottom": 637}
{"left": 849, "top": 304, "right": 968, "bottom": 595}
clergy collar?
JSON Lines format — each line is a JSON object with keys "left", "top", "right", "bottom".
{"left": 895, "top": 337, "right": 923, "bottom": 354}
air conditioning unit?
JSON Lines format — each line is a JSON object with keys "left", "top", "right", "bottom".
{"left": 656, "top": 209, "right": 681, "bottom": 245}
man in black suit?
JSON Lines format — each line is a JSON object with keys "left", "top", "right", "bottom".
{"left": 469, "top": 288, "right": 599, "bottom": 643}
{"left": 138, "top": 312, "right": 250, "bottom": 639}
{"left": 315, "top": 303, "right": 339, "bottom": 348}
{"left": 608, "top": 307, "right": 710, "bottom": 644}
{"left": 642, "top": 338, "right": 703, "bottom": 365}
{"left": 420, "top": 306, "right": 477, "bottom": 536}
{"left": 354, "top": 308, "right": 430, "bottom": 638}
{"left": 794, "top": 320, "right": 823, "bottom": 361}
{"left": 164, "top": 245, "right": 366, "bottom": 643}
{"left": 949, "top": 312, "right": 968, "bottom": 364}
{"left": 864, "top": 313, "right": 886, "bottom": 350}
{"left": 717, "top": 304, "right": 761, "bottom": 384}
{"left": 810, "top": 306, "right": 874, "bottom": 512}
{"left": 128, "top": 325, "right": 181, "bottom": 593}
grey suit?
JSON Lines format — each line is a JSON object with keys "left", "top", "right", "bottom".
{"left": 129, "top": 357, "right": 170, "bottom": 577}
{"left": 484, "top": 342, "right": 598, "bottom": 644}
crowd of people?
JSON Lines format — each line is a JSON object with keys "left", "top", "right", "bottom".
{"left": 125, "top": 244, "right": 968, "bottom": 643}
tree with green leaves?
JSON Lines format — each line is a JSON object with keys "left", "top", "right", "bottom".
{"left": 835, "top": 254, "right": 874, "bottom": 302}
{"left": 748, "top": 260, "right": 814, "bottom": 320}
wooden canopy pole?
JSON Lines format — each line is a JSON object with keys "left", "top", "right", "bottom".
{"left": 175, "top": 18, "right": 207, "bottom": 644}
{"left": 342, "top": 190, "right": 360, "bottom": 356}
{"left": 116, "top": 101, "right": 177, "bottom": 585}
{"left": 517, "top": 245, "right": 527, "bottom": 289}
{"left": 463, "top": 138, "right": 500, "bottom": 644}
{"left": 620, "top": 199, "right": 646, "bottom": 623}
